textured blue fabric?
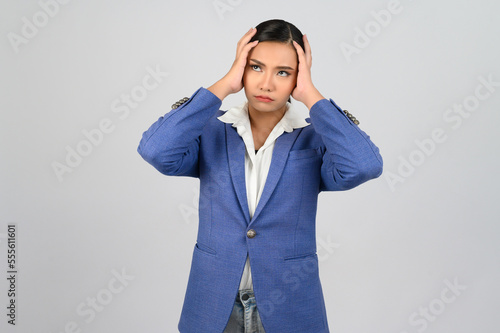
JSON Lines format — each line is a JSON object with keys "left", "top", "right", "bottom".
{"left": 138, "top": 87, "right": 383, "bottom": 333}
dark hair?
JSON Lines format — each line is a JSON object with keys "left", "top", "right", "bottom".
{"left": 249, "top": 19, "right": 305, "bottom": 52}
{"left": 249, "top": 19, "right": 304, "bottom": 103}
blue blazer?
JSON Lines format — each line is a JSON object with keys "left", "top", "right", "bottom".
{"left": 138, "top": 87, "right": 383, "bottom": 333}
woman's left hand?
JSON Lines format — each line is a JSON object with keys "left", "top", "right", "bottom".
{"left": 291, "top": 35, "right": 325, "bottom": 109}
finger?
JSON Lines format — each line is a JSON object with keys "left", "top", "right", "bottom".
{"left": 293, "top": 40, "right": 306, "bottom": 67}
{"left": 238, "top": 27, "right": 256, "bottom": 43}
{"left": 303, "top": 35, "right": 312, "bottom": 67}
{"left": 236, "top": 28, "right": 257, "bottom": 56}
{"left": 237, "top": 40, "right": 259, "bottom": 65}
{"left": 241, "top": 28, "right": 257, "bottom": 44}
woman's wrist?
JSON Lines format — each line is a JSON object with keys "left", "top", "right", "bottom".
{"left": 302, "top": 88, "right": 325, "bottom": 110}
{"left": 207, "top": 79, "right": 232, "bottom": 101}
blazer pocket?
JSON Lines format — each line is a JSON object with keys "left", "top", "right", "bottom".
{"left": 288, "top": 148, "right": 321, "bottom": 161}
{"left": 283, "top": 251, "right": 317, "bottom": 262}
{"left": 194, "top": 242, "right": 217, "bottom": 256}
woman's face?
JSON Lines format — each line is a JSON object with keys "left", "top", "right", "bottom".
{"left": 243, "top": 41, "right": 298, "bottom": 116}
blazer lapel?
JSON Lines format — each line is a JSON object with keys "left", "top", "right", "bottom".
{"left": 226, "top": 123, "right": 251, "bottom": 224}
{"left": 249, "top": 128, "right": 301, "bottom": 226}
{"left": 226, "top": 123, "right": 302, "bottom": 226}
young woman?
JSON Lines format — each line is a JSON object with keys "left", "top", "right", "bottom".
{"left": 138, "top": 19, "right": 382, "bottom": 333}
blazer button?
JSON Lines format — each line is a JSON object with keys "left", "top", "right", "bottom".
{"left": 246, "top": 229, "right": 256, "bottom": 238}
{"left": 171, "top": 97, "right": 189, "bottom": 109}
{"left": 343, "top": 109, "right": 360, "bottom": 125}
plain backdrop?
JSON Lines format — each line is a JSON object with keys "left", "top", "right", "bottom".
{"left": 1, "top": 0, "right": 499, "bottom": 332}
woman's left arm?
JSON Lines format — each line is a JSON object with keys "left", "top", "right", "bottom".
{"left": 292, "top": 36, "right": 383, "bottom": 191}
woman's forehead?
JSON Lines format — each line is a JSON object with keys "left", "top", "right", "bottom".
{"left": 248, "top": 41, "right": 297, "bottom": 67}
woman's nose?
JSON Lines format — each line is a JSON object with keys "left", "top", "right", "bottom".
{"left": 259, "top": 72, "right": 274, "bottom": 91}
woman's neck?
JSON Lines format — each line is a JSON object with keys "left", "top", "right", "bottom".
{"left": 247, "top": 104, "right": 287, "bottom": 133}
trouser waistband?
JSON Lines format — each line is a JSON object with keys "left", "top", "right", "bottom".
{"left": 237, "top": 288, "right": 254, "bottom": 301}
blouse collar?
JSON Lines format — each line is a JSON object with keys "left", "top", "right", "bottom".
{"left": 217, "top": 101, "right": 310, "bottom": 133}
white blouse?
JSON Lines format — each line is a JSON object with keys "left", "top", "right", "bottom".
{"left": 217, "top": 101, "right": 310, "bottom": 290}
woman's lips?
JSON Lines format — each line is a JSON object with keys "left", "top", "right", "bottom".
{"left": 255, "top": 95, "right": 274, "bottom": 103}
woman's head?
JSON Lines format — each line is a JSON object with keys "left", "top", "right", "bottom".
{"left": 249, "top": 19, "right": 305, "bottom": 53}
{"left": 243, "top": 19, "right": 304, "bottom": 116}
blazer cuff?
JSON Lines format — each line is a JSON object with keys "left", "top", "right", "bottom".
{"left": 310, "top": 98, "right": 360, "bottom": 126}
{"left": 171, "top": 87, "right": 222, "bottom": 111}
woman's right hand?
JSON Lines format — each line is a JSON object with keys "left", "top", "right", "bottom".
{"left": 208, "top": 28, "right": 259, "bottom": 101}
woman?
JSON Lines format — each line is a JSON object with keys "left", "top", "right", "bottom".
{"left": 138, "top": 19, "right": 382, "bottom": 333}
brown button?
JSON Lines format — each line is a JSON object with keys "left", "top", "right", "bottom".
{"left": 343, "top": 109, "right": 360, "bottom": 125}
{"left": 171, "top": 97, "right": 189, "bottom": 109}
{"left": 246, "top": 229, "right": 256, "bottom": 238}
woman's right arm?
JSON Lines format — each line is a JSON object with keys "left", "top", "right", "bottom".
{"left": 137, "top": 88, "right": 222, "bottom": 177}
{"left": 137, "top": 28, "right": 259, "bottom": 177}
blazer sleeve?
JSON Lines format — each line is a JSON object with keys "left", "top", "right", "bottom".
{"left": 137, "top": 87, "right": 222, "bottom": 177}
{"left": 308, "top": 98, "right": 383, "bottom": 191}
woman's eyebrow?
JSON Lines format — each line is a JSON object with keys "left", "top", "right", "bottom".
{"left": 249, "top": 59, "right": 295, "bottom": 71}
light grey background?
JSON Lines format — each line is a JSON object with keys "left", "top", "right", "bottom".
{"left": 1, "top": 0, "right": 499, "bottom": 332}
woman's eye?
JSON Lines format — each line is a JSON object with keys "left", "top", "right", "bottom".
{"left": 251, "top": 65, "right": 261, "bottom": 71}
{"left": 277, "top": 71, "right": 290, "bottom": 77}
